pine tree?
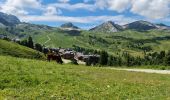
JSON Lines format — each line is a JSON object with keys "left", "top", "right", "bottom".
{"left": 108, "top": 55, "right": 114, "bottom": 66}
{"left": 118, "top": 57, "right": 122, "bottom": 66}
{"left": 28, "top": 36, "right": 34, "bottom": 48}
{"left": 99, "top": 51, "right": 108, "bottom": 65}
{"left": 35, "top": 43, "right": 43, "bottom": 52}
{"left": 166, "top": 50, "right": 170, "bottom": 65}
{"left": 126, "top": 53, "right": 131, "bottom": 66}
{"left": 20, "top": 39, "right": 28, "bottom": 47}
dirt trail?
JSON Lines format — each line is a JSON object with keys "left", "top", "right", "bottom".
{"left": 44, "top": 35, "right": 51, "bottom": 44}
{"left": 110, "top": 68, "right": 170, "bottom": 74}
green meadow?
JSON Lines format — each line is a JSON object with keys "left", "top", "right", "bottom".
{"left": 0, "top": 56, "right": 170, "bottom": 99}
{"left": 32, "top": 29, "right": 170, "bottom": 56}
{"left": 0, "top": 39, "right": 45, "bottom": 59}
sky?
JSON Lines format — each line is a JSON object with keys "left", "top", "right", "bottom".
{"left": 0, "top": 0, "right": 170, "bottom": 29}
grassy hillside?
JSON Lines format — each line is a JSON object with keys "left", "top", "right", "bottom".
{"left": 2, "top": 25, "right": 170, "bottom": 57}
{"left": 32, "top": 29, "right": 170, "bottom": 56}
{"left": 0, "top": 39, "right": 45, "bottom": 59}
{"left": 0, "top": 56, "right": 170, "bottom": 99}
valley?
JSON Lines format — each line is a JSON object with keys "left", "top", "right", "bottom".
{"left": 0, "top": 13, "right": 170, "bottom": 54}
{"left": 0, "top": 6, "right": 170, "bottom": 100}
{"left": 0, "top": 56, "right": 170, "bottom": 99}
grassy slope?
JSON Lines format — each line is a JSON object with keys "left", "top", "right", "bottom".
{"left": 34, "top": 31, "right": 78, "bottom": 48}
{"left": 2, "top": 26, "right": 170, "bottom": 56}
{"left": 0, "top": 39, "right": 45, "bottom": 59}
{"left": 0, "top": 56, "right": 170, "bottom": 99}
{"left": 33, "top": 29, "right": 170, "bottom": 56}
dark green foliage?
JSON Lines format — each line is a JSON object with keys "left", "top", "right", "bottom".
{"left": 107, "top": 55, "right": 123, "bottom": 66}
{"left": 142, "top": 50, "right": 170, "bottom": 66}
{"left": 73, "top": 45, "right": 100, "bottom": 55}
{"left": 1, "top": 35, "right": 10, "bottom": 41}
{"left": 99, "top": 51, "right": 108, "bottom": 65}
{"left": 20, "top": 36, "right": 34, "bottom": 49}
{"left": 85, "top": 56, "right": 100, "bottom": 66}
{"left": 118, "top": 57, "right": 122, "bottom": 66}
{"left": 73, "top": 45, "right": 170, "bottom": 67}
{"left": 28, "top": 36, "right": 34, "bottom": 49}
{"left": 165, "top": 51, "right": 170, "bottom": 65}
{"left": 35, "top": 43, "right": 43, "bottom": 52}
{"left": 20, "top": 39, "right": 28, "bottom": 47}
{"left": 108, "top": 55, "right": 114, "bottom": 66}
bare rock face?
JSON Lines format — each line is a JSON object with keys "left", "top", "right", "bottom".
{"left": 60, "top": 22, "right": 80, "bottom": 30}
{"left": 90, "top": 21, "right": 123, "bottom": 33}
{"left": 123, "top": 20, "right": 157, "bottom": 31}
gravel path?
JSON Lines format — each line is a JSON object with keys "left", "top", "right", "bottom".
{"left": 110, "top": 68, "right": 170, "bottom": 74}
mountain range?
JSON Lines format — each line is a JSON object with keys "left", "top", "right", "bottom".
{"left": 89, "top": 21, "right": 123, "bottom": 32}
{"left": 1, "top": 12, "right": 170, "bottom": 57}
{"left": 0, "top": 12, "right": 170, "bottom": 33}
{"left": 0, "top": 12, "right": 20, "bottom": 27}
{"left": 90, "top": 20, "right": 170, "bottom": 32}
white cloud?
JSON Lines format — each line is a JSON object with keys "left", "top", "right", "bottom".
{"left": 49, "top": 3, "right": 96, "bottom": 11}
{"left": 131, "top": 0, "right": 170, "bottom": 19}
{"left": 0, "top": 0, "right": 169, "bottom": 26}
{"left": 94, "top": 0, "right": 170, "bottom": 19}
{"left": 108, "top": 0, "right": 130, "bottom": 12}
{"left": 44, "top": 6, "right": 62, "bottom": 16}
{"left": 94, "top": 0, "right": 107, "bottom": 10}
{"left": 94, "top": 0, "right": 130, "bottom": 12}
{"left": 0, "top": 0, "right": 41, "bottom": 16}
{"left": 0, "top": 6, "right": 29, "bottom": 16}
{"left": 5, "top": 0, "right": 41, "bottom": 8}
{"left": 19, "top": 15, "right": 136, "bottom": 25}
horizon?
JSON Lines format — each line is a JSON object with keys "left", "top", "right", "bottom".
{"left": 26, "top": 20, "right": 170, "bottom": 30}
{"left": 0, "top": 0, "right": 170, "bottom": 29}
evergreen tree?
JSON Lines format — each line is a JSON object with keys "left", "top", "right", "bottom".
{"left": 126, "top": 53, "right": 131, "bottom": 66}
{"left": 99, "top": 51, "right": 108, "bottom": 65}
{"left": 35, "top": 43, "right": 43, "bottom": 52}
{"left": 166, "top": 50, "right": 170, "bottom": 65}
{"left": 108, "top": 55, "right": 114, "bottom": 66}
{"left": 158, "top": 51, "right": 166, "bottom": 64}
{"left": 118, "top": 57, "right": 122, "bottom": 66}
{"left": 28, "top": 36, "right": 34, "bottom": 48}
{"left": 20, "top": 39, "right": 28, "bottom": 47}
{"left": 160, "top": 51, "right": 166, "bottom": 58}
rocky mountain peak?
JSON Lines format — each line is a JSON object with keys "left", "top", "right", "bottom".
{"left": 123, "top": 20, "right": 157, "bottom": 31}
{"left": 90, "top": 21, "right": 123, "bottom": 33}
{"left": 60, "top": 22, "right": 79, "bottom": 29}
{"left": 0, "top": 12, "right": 20, "bottom": 26}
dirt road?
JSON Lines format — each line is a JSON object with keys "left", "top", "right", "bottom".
{"left": 110, "top": 68, "right": 170, "bottom": 74}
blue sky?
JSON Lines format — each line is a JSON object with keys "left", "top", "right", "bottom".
{"left": 0, "top": 0, "right": 170, "bottom": 29}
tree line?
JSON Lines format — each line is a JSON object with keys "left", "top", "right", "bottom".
{"left": 17, "top": 36, "right": 44, "bottom": 53}
{"left": 73, "top": 45, "right": 170, "bottom": 67}
{"left": 2, "top": 36, "right": 170, "bottom": 68}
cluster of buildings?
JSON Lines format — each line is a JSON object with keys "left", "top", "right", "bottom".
{"left": 46, "top": 48, "right": 100, "bottom": 63}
